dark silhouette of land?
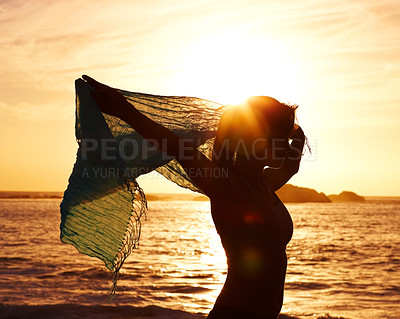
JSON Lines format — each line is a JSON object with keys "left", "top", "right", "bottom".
{"left": 0, "top": 191, "right": 63, "bottom": 199}
{"left": 276, "top": 184, "right": 331, "bottom": 203}
{"left": 328, "top": 191, "right": 365, "bottom": 202}
{"left": 276, "top": 185, "right": 366, "bottom": 203}
{"left": 146, "top": 185, "right": 366, "bottom": 203}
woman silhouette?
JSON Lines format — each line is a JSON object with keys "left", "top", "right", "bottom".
{"left": 82, "top": 75, "right": 305, "bottom": 319}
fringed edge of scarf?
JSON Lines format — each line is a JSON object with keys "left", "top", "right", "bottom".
{"left": 107, "top": 177, "right": 147, "bottom": 302}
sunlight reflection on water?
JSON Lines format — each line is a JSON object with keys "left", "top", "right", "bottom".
{"left": 0, "top": 199, "right": 399, "bottom": 318}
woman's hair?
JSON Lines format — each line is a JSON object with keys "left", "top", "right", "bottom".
{"left": 212, "top": 96, "right": 298, "bottom": 169}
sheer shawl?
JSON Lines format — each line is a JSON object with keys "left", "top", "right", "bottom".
{"left": 60, "top": 79, "right": 225, "bottom": 296}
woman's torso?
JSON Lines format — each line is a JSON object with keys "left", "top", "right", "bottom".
{"left": 209, "top": 175, "right": 293, "bottom": 317}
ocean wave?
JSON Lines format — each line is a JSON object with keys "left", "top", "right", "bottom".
{"left": 285, "top": 281, "right": 330, "bottom": 290}
{"left": 147, "top": 285, "right": 212, "bottom": 294}
{"left": 0, "top": 303, "right": 306, "bottom": 319}
{"left": 0, "top": 304, "right": 205, "bottom": 319}
{"left": 0, "top": 257, "right": 30, "bottom": 263}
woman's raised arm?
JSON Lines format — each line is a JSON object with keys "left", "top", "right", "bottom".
{"left": 263, "top": 126, "right": 305, "bottom": 191}
{"left": 82, "top": 75, "right": 222, "bottom": 197}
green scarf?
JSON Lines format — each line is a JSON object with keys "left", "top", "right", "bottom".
{"left": 60, "top": 79, "right": 224, "bottom": 297}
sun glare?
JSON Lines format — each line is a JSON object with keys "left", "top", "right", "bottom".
{"left": 170, "top": 31, "right": 304, "bottom": 106}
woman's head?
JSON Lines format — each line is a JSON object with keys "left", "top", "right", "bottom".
{"left": 212, "top": 96, "right": 298, "bottom": 168}
{"left": 245, "top": 96, "right": 297, "bottom": 137}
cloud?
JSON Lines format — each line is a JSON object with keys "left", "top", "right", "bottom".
{"left": 1, "top": 0, "right": 399, "bottom": 122}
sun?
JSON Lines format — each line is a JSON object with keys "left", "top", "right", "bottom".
{"left": 170, "top": 30, "right": 304, "bottom": 106}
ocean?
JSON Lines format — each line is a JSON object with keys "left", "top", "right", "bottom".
{"left": 0, "top": 196, "right": 399, "bottom": 318}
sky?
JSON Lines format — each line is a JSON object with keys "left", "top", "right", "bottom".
{"left": 0, "top": 0, "right": 399, "bottom": 196}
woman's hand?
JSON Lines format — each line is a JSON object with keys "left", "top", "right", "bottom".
{"left": 82, "top": 75, "right": 132, "bottom": 120}
{"left": 288, "top": 124, "right": 305, "bottom": 160}
{"left": 289, "top": 124, "right": 305, "bottom": 140}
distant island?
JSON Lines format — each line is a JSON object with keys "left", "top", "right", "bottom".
{"left": 148, "top": 185, "right": 366, "bottom": 203}
{"left": 276, "top": 184, "right": 331, "bottom": 203}
{"left": 0, "top": 191, "right": 63, "bottom": 199}
{"left": 276, "top": 185, "right": 365, "bottom": 203}
{"left": 328, "top": 191, "right": 365, "bottom": 202}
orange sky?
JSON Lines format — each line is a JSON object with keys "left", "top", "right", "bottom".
{"left": 0, "top": 0, "right": 399, "bottom": 196}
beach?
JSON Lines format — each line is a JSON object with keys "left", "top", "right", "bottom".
{"left": 0, "top": 195, "right": 399, "bottom": 318}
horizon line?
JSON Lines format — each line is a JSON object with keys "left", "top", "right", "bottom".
{"left": 1, "top": 190, "right": 400, "bottom": 198}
